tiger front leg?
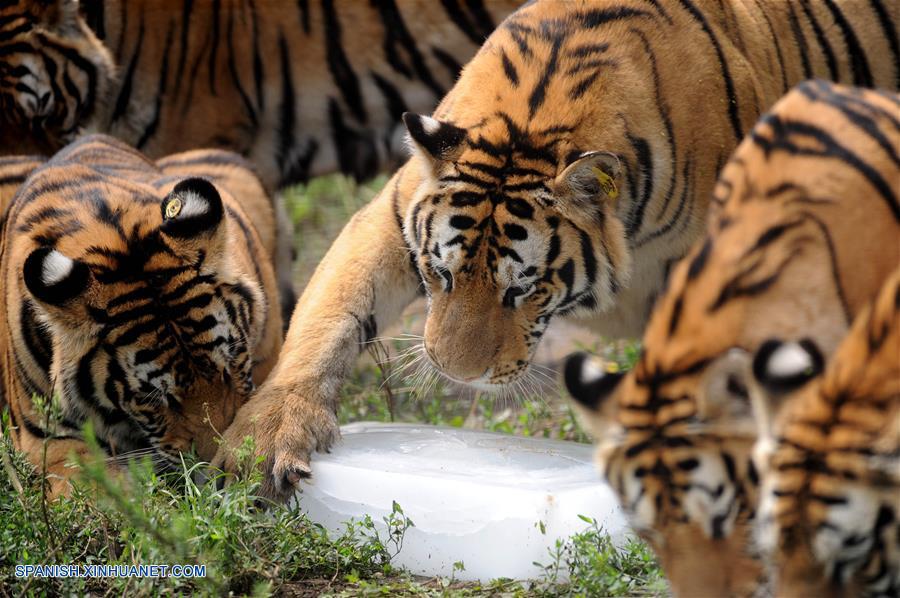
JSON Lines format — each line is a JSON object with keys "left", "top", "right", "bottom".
{"left": 212, "top": 174, "right": 421, "bottom": 501}
{"left": 14, "top": 432, "right": 114, "bottom": 499}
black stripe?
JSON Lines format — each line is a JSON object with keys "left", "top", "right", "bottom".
{"left": 869, "top": 0, "right": 900, "bottom": 88}
{"left": 375, "top": 0, "right": 445, "bottom": 98}
{"left": 528, "top": 33, "right": 563, "bottom": 118}
{"left": 371, "top": 72, "right": 408, "bottom": 121}
{"left": 110, "top": 15, "right": 144, "bottom": 124}
{"left": 787, "top": 1, "right": 813, "bottom": 79}
{"left": 297, "top": 0, "right": 310, "bottom": 34}
{"left": 137, "top": 20, "right": 174, "bottom": 149}
{"left": 677, "top": 0, "right": 742, "bottom": 141}
{"left": 798, "top": 0, "right": 838, "bottom": 81}
{"left": 208, "top": 0, "right": 221, "bottom": 94}
{"left": 250, "top": 0, "right": 265, "bottom": 111}
{"left": 172, "top": 0, "right": 193, "bottom": 96}
{"left": 276, "top": 33, "right": 295, "bottom": 180}
{"left": 226, "top": 7, "right": 258, "bottom": 128}
{"left": 625, "top": 131, "right": 653, "bottom": 237}
{"left": 821, "top": 0, "right": 874, "bottom": 86}
{"left": 439, "top": 0, "right": 486, "bottom": 45}
{"left": 322, "top": 0, "right": 366, "bottom": 122}
{"left": 501, "top": 49, "right": 519, "bottom": 87}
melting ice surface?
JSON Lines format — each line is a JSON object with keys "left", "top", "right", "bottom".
{"left": 293, "top": 422, "right": 629, "bottom": 581}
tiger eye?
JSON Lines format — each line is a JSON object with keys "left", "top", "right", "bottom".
{"left": 165, "top": 197, "right": 182, "bottom": 219}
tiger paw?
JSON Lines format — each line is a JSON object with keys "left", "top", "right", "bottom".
{"left": 211, "top": 385, "right": 340, "bottom": 503}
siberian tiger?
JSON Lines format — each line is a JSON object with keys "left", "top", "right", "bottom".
{"left": 564, "top": 80, "right": 900, "bottom": 596}
{"left": 210, "top": 0, "right": 900, "bottom": 501}
{"left": 749, "top": 266, "right": 900, "bottom": 597}
{"left": 0, "top": 134, "right": 284, "bottom": 496}
{"left": 2, "top": 0, "right": 522, "bottom": 188}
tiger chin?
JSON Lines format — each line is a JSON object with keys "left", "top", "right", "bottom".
{"left": 563, "top": 81, "right": 900, "bottom": 597}
{"left": 0, "top": 135, "right": 285, "bottom": 497}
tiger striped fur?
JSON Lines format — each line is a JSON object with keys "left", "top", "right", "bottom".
{"left": 564, "top": 81, "right": 900, "bottom": 596}
{"left": 749, "top": 266, "right": 900, "bottom": 597}
{"left": 2, "top": 0, "right": 522, "bottom": 189}
{"left": 210, "top": 0, "right": 900, "bottom": 502}
{"left": 0, "top": 134, "right": 283, "bottom": 496}
{"left": 0, "top": 0, "right": 114, "bottom": 155}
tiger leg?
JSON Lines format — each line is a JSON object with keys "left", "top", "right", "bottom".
{"left": 14, "top": 431, "right": 106, "bottom": 499}
{"left": 212, "top": 174, "right": 420, "bottom": 500}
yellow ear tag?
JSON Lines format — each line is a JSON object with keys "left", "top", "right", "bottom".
{"left": 165, "top": 197, "right": 183, "bottom": 219}
{"left": 604, "top": 361, "right": 620, "bottom": 374}
{"left": 591, "top": 166, "right": 618, "bottom": 200}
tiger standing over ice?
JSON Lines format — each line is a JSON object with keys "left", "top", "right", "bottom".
{"left": 210, "top": 1, "right": 900, "bottom": 501}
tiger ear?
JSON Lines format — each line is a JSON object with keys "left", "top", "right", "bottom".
{"left": 402, "top": 113, "right": 467, "bottom": 163}
{"left": 553, "top": 151, "right": 621, "bottom": 204}
{"left": 749, "top": 338, "right": 824, "bottom": 435}
{"left": 160, "top": 178, "right": 225, "bottom": 240}
{"left": 24, "top": 247, "right": 92, "bottom": 307}
{"left": 696, "top": 348, "right": 758, "bottom": 436}
{"left": 564, "top": 351, "right": 624, "bottom": 439}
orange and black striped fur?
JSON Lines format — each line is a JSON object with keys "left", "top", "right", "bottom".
{"left": 212, "top": 0, "right": 900, "bottom": 501}
{"left": 565, "top": 81, "right": 900, "bottom": 597}
{"left": 0, "top": 0, "right": 114, "bottom": 154}
{"left": 3, "top": 0, "right": 522, "bottom": 189}
{"left": 0, "top": 135, "right": 283, "bottom": 496}
{"left": 749, "top": 266, "right": 900, "bottom": 597}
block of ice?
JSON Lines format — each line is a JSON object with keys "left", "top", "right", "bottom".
{"left": 292, "top": 422, "right": 629, "bottom": 581}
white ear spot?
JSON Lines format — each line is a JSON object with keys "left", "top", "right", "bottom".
{"left": 176, "top": 191, "right": 210, "bottom": 219}
{"left": 420, "top": 115, "right": 441, "bottom": 135}
{"left": 767, "top": 342, "right": 813, "bottom": 379}
{"left": 580, "top": 358, "right": 607, "bottom": 385}
{"left": 41, "top": 250, "right": 74, "bottom": 286}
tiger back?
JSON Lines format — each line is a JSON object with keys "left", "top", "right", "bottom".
{"left": 0, "top": 134, "right": 282, "bottom": 496}
{"left": 749, "top": 266, "right": 900, "bottom": 596}
{"left": 564, "top": 81, "right": 900, "bottom": 596}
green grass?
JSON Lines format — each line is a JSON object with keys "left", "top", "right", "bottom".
{"left": 0, "top": 175, "right": 663, "bottom": 596}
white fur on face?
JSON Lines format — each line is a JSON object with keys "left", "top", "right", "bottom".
{"left": 767, "top": 342, "right": 813, "bottom": 379}
{"left": 41, "top": 250, "right": 74, "bottom": 286}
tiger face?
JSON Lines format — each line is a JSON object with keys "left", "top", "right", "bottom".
{"left": 402, "top": 112, "right": 630, "bottom": 387}
{"left": 0, "top": 0, "right": 113, "bottom": 154}
{"left": 748, "top": 270, "right": 900, "bottom": 597}
{"left": 9, "top": 145, "right": 272, "bottom": 467}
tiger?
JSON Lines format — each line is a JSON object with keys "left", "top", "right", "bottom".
{"left": 0, "top": 134, "right": 284, "bottom": 497}
{"left": 748, "top": 266, "right": 900, "bottom": 597}
{"left": 0, "top": 0, "right": 114, "bottom": 155}
{"left": 210, "top": 0, "right": 900, "bottom": 502}
{"left": 2, "top": 0, "right": 522, "bottom": 188}
{"left": 563, "top": 80, "right": 900, "bottom": 596}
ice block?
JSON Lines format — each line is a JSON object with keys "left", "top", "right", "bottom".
{"left": 293, "top": 422, "right": 629, "bottom": 581}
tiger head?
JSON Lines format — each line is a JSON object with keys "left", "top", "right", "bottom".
{"left": 12, "top": 144, "right": 271, "bottom": 465}
{"left": 401, "top": 111, "right": 630, "bottom": 388}
{"left": 748, "top": 270, "right": 900, "bottom": 597}
{"left": 0, "top": 0, "right": 114, "bottom": 154}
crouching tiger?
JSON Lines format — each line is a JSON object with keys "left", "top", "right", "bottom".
{"left": 565, "top": 81, "right": 900, "bottom": 597}
{"left": 0, "top": 134, "right": 284, "bottom": 496}
{"left": 749, "top": 266, "right": 900, "bottom": 597}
